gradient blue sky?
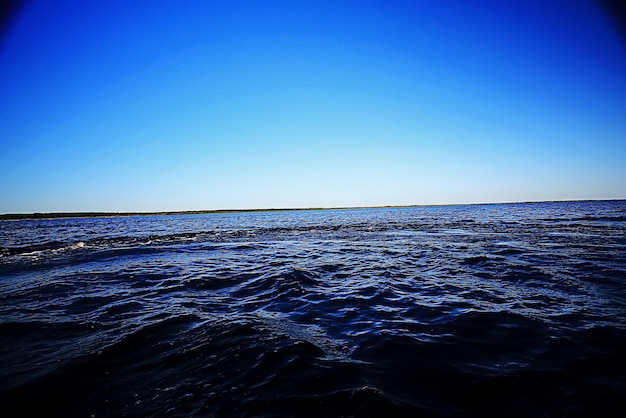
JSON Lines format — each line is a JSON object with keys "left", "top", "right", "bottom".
{"left": 1, "top": 0, "right": 625, "bottom": 213}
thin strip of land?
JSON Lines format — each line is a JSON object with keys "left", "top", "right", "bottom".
{"left": 1, "top": 199, "right": 623, "bottom": 221}
{"left": 0, "top": 207, "right": 370, "bottom": 221}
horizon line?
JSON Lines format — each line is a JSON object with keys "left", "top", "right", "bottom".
{"left": 1, "top": 198, "right": 624, "bottom": 221}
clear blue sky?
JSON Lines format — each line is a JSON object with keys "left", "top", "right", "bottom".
{"left": 1, "top": 0, "right": 625, "bottom": 213}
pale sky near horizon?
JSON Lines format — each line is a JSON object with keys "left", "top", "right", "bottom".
{"left": 1, "top": 0, "right": 625, "bottom": 213}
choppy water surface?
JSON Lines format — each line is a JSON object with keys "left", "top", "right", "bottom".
{"left": 1, "top": 201, "right": 626, "bottom": 417}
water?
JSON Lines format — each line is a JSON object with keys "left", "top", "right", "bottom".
{"left": 1, "top": 201, "right": 625, "bottom": 417}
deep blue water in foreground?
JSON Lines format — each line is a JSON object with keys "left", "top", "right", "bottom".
{"left": 1, "top": 201, "right": 626, "bottom": 417}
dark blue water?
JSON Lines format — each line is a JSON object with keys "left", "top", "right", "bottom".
{"left": 1, "top": 201, "right": 626, "bottom": 417}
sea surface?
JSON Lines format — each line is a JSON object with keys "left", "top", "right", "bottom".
{"left": 1, "top": 201, "right": 626, "bottom": 417}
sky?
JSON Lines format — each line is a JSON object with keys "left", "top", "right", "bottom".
{"left": 1, "top": 0, "right": 625, "bottom": 213}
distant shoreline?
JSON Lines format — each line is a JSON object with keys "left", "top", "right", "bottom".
{"left": 1, "top": 199, "right": 624, "bottom": 221}
{"left": 0, "top": 208, "right": 336, "bottom": 221}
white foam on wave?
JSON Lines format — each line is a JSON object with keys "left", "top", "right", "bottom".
{"left": 254, "top": 309, "right": 353, "bottom": 360}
